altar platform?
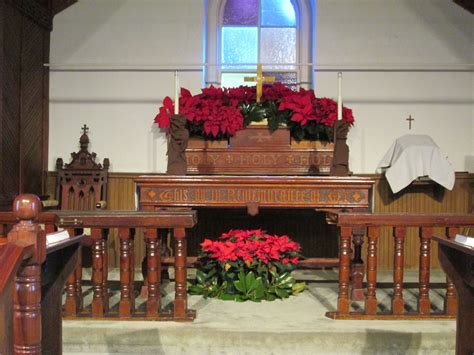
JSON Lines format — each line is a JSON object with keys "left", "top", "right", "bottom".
{"left": 62, "top": 269, "right": 455, "bottom": 355}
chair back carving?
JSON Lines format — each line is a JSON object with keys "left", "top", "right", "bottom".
{"left": 56, "top": 125, "right": 109, "bottom": 210}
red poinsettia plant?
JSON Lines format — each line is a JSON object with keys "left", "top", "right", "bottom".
{"left": 155, "top": 83, "right": 355, "bottom": 141}
{"left": 188, "top": 229, "right": 305, "bottom": 302}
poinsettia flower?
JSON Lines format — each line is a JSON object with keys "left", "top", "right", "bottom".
{"left": 153, "top": 96, "right": 174, "bottom": 129}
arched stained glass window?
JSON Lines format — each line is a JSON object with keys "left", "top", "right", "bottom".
{"left": 220, "top": 0, "right": 298, "bottom": 88}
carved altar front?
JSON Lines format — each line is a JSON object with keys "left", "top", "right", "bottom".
{"left": 137, "top": 175, "right": 373, "bottom": 214}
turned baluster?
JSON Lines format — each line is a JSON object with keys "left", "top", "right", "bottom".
{"left": 351, "top": 226, "right": 366, "bottom": 301}
{"left": 173, "top": 227, "right": 188, "bottom": 319}
{"left": 337, "top": 226, "right": 352, "bottom": 314}
{"left": 101, "top": 229, "right": 109, "bottom": 312}
{"left": 418, "top": 227, "right": 432, "bottom": 315}
{"left": 8, "top": 195, "right": 45, "bottom": 355}
{"left": 365, "top": 226, "right": 379, "bottom": 315}
{"left": 91, "top": 228, "right": 105, "bottom": 316}
{"left": 145, "top": 228, "right": 161, "bottom": 317}
{"left": 64, "top": 227, "right": 79, "bottom": 315}
{"left": 119, "top": 228, "right": 133, "bottom": 317}
{"left": 129, "top": 229, "right": 136, "bottom": 309}
{"left": 444, "top": 226, "right": 458, "bottom": 315}
{"left": 392, "top": 227, "right": 406, "bottom": 315}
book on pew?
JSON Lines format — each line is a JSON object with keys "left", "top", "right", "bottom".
{"left": 46, "top": 229, "right": 70, "bottom": 246}
{"left": 454, "top": 234, "right": 474, "bottom": 248}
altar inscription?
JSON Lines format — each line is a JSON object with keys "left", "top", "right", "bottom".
{"left": 138, "top": 176, "right": 371, "bottom": 209}
{"left": 142, "top": 185, "right": 369, "bottom": 209}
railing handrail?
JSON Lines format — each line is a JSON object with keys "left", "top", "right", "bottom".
{"left": 55, "top": 210, "right": 197, "bottom": 228}
{"left": 328, "top": 212, "right": 474, "bottom": 227}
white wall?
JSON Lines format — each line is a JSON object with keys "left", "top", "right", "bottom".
{"left": 49, "top": 0, "right": 473, "bottom": 173}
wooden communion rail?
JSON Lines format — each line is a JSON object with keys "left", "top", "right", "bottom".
{"left": 326, "top": 212, "right": 474, "bottom": 320}
{"left": 1, "top": 204, "right": 198, "bottom": 322}
{"left": 56, "top": 210, "right": 197, "bottom": 321}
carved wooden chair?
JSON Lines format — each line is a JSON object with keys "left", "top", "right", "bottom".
{"left": 47, "top": 125, "right": 109, "bottom": 211}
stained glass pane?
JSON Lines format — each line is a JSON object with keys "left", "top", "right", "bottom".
{"left": 222, "top": 27, "right": 258, "bottom": 69}
{"left": 223, "top": 0, "right": 258, "bottom": 26}
{"left": 263, "top": 71, "right": 298, "bottom": 90}
{"left": 261, "top": 0, "right": 296, "bottom": 27}
{"left": 221, "top": 73, "right": 257, "bottom": 88}
{"left": 261, "top": 27, "right": 296, "bottom": 69}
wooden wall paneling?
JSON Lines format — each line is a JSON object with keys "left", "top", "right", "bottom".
{"left": 20, "top": 16, "right": 47, "bottom": 195}
{"left": 0, "top": 3, "right": 22, "bottom": 210}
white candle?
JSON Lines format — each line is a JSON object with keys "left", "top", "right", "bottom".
{"left": 337, "top": 72, "right": 342, "bottom": 121}
{"left": 174, "top": 71, "right": 179, "bottom": 115}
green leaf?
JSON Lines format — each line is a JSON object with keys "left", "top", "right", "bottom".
{"left": 275, "top": 287, "right": 290, "bottom": 299}
{"left": 292, "top": 282, "right": 306, "bottom": 295}
{"left": 245, "top": 271, "right": 256, "bottom": 290}
{"left": 218, "top": 293, "right": 237, "bottom": 301}
{"left": 234, "top": 280, "right": 245, "bottom": 293}
{"left": 195, "top": 270, "right": 207, "bottom": 284}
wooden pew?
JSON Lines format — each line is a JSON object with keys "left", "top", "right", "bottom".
{"left": 0, "top": 194, "right": 82, "bottom": 354}
{"left": 434, "top": 236, "right": 474, "bottom": 355}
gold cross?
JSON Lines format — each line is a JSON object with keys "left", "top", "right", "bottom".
{"left": 244, "top": 64, "right": 275, "bottom": 103}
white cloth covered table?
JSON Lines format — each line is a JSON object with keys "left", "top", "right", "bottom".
{"left": 376, "top": 135, "right": 455, "bottom": 193}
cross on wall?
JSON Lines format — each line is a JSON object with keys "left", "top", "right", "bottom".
{"left": 406, "top": 115, "right": 415, "bottom": 129}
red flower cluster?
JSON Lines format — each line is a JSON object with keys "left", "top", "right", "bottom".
{"left": 155, "top": 86, "right": 245, "bottom": 138}
{"left": 200, "top": 229, "right": 301, "bottom": 265}
{"left": 279, "top": 88, "right": 354, "bottom": 127}
{"left": 154, "top": 84, "right": 355, "bottom": 138}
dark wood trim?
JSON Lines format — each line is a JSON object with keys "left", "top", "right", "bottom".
{"left": 8, "top": 0, "right": 52, "bottom": 30}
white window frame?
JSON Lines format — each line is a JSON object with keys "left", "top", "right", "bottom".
{"left": 204, "top": 0, "right": 315, "bottom": 89}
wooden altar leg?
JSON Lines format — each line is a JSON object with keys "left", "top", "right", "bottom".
{"left": 418, "top": 227, "right": 432, "bottom": 315}
{"left": 392, "top": 227, "right": 406, "bottom": 315}
{"left": 145, "top": 228, "right": 160, "bottom": 318}
{"left": 91, "top": 228, "right": 105, "bottom": 316}
{"left": 170, "top": 227, "right": 195, "bottom": 321}
{"left": 337, "top": 226, "right": 352, "bottom": 315}
{"left": 365, "top": 226, "right": 379, "bottom": 315}
{"left": 351, "top": 227, "right": 365, "bottom": 301}
{"left": 14, "top": 264, "right": 42, "bottom": 354}
{"left": 444, "top": 226, "right": 458, "bottom": 315}
{"left": 119, "top": 228, "right": 133, "bottom": 317}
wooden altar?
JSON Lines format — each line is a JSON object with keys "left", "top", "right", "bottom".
{"left": 135, "top": 175, "right": 374, "bottom": 265}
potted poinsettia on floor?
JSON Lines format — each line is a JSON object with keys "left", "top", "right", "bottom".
{"left": 188, "top": 229, "right": 305, "bottom": 302}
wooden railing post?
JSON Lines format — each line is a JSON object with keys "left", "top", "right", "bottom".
{"left": 392, "top": 227, "right": 406, "bottom": 315}
{"left": 91, "top": 228, "right": 105, "bottom": 316}
{"left": 338, "top": 226, "right": 352, "bottom": 315}
{"left": 418, "top": 227, "right": 432, "bottom": 315}
{"left": 444, "top": 226, "right": 458, "bottom": 315}
{"left": 145, "top": 228, "right": 160, "bottom": 318}
{"left": 8, "top": 195, "right": 45, "bottom": 355}
{"left": 173, "top": 227, "right": 188, "bottom": 319}
{"left": 64, "top": 227, "right": 80, "bottom": 316}
{"left": 365, "top": 226, "right": 379, "bottom": 315}
{"left": 119, "top": 228, "right": 133, "bottom": 317}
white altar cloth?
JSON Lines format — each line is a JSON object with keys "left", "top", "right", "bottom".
{"left": 377, "top": 135, "right": 455, "bottom": 193}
